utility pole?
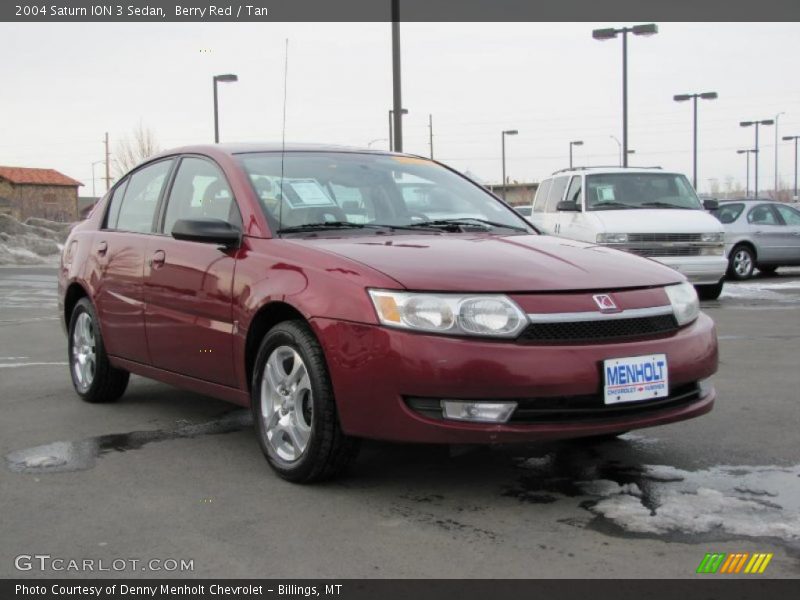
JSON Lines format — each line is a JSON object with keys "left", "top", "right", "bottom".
{"left": 428, "top": 114, "right": 434, "bottom": 159}
{"left": 391, "top": 0, "right": 403, "bottom": 152}
{"left": 104, "top": 132, "right": 111, "bottom": 192}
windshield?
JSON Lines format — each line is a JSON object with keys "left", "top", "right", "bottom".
{"left": 236, "top": 152, "right": 532, "bottom": 235}
{"left": 585, "top": 173, "right": 703, "bottom": 211}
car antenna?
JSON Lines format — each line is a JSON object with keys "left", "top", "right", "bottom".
{"left": 279, "top": 37, "right": 289, "bottom": 236}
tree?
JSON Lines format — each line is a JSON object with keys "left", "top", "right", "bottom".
{"left": 113, "top": 123, "right": 160, "bottom": 176}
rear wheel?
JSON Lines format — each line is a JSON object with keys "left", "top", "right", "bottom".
{"left": 696, "top": 280, "right": 724, "bottom": 301}
{"left": 727, "top": 245, "right": 755, "bottom": 280}
{"left": 251, "top": 320, "right": 359, "bottom": 483}
{"left": 68, "top": 297, "right": 129, "bottom": 403}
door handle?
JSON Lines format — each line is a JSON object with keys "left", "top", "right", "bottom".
{"left": 96, "top": 241, "right": 107, "bottom": 255}
{"left": 149, "top": 250, "right": 166, "bottom": 268}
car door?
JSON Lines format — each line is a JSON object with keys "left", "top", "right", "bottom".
{"left": 747, "top": 203, "right": 783, "bottom": 263}
{"left": 143, "top": 155, "right": 242, "bottom": 387}
{"left": 93, "top": 159, "right": 175, "bottom": 364}
{"left": 772, "top": 203, "right": 800, "bottom": 264}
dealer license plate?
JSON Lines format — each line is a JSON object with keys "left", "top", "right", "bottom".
{"left": 603, "top": 354, "right": 669, "bottom": 405}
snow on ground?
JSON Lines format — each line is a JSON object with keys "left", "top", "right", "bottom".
{"left": 0, "top": 214, "right": 72, "bottom": 266}
{"left": 587, "top": 463, "right": 800, "bottom": 542}
{"left": 721, "top": 277, "right": 800, "bottom": 302}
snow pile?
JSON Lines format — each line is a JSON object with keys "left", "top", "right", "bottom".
{"left": 0, "top": 214, "right": 72, "bottom": 266}
{"left": 588, "top": 463, "right": 800, "bottom": 542}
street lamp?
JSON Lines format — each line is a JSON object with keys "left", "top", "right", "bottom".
{"left": 388, "top": 108, "right": 408, "bottom": 151}
{"left": 783, "top": 135, "right": 800, "bottom": 200}
{"left": 737, "top": 149, "right": 757, "bottom": 198}
{"left": 501, "top": 130, "right": 518, "bottom": 201}
{"left": 213, "top": 73, "right": 238, "bottom": 143}
{"left": 593, "top": 23, "right": 658, "bottom": 167}
{"left": 673, "top": 91, "right": 718, "bottom": 188}
{"left": 569, "top": 140, "right": 583, "bottom": 169}
{"left": 740, "top": 119, "right": 774, "bottom": 198}
{"left": 775, "top": 112, "right": 786, "bottom": 196}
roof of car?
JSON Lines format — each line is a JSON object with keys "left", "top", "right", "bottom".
{"left": 151, "top": 143, "right": 418, "bottom": 159}
{"left": 548, "top": 166, "right": 667, "bottom": 176}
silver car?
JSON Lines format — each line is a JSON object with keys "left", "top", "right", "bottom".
{"left": 712, "top": 199, "right": 800, "bottom": 279}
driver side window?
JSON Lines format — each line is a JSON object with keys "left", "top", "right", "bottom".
{"left": 162, "top": 157, "right": 241, "bottom": 235}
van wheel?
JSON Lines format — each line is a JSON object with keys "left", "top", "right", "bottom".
{"left": 696, "top": 280, "right": 724, "bottom": 301}
{"left": 251, "top": 320, "right": 360, "bottom": 483}
{"left": 728, "top": 245, "right": 755, "bottom": 280}
{"left": 68, "top": 297, "right": 129, "bottom": 403}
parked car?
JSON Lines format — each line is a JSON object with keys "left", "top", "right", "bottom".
{"left": 58, "top": 145, "right": 718, "bottom": 482}
{"left": 529, "top": 167, "right": 727, "bottom": 300}
{"left": 711, "top": 199, "right": 800, "bottom": 279}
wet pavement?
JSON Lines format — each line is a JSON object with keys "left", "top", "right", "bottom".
{"left": 1, "top": 265, "right": 799, "bottom": 578}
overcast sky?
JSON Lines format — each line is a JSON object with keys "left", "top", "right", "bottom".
{"left": 1, "top": 22, "right": 798, "bottom": 196}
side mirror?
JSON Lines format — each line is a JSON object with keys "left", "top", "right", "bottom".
{"left": 556, "top": 201, "right": 581, "bottom": 212}
{"left": 703, "top": 199, "right": 719, "bottom": 211}
{"left": 171, "top": 218, "right": 241, "bottom": 248}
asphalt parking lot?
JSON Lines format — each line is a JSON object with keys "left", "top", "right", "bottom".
{"left": 1, "top": 266, "right": 798, "bottom": 579}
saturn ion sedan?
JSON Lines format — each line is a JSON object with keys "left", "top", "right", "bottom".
{"left": 58, "top": 144, "right": 719, "bottom": 482}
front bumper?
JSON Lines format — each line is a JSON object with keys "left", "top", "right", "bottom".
{"left": 653, "top": 256, "right": 727, "bottom": 285}
{"left": 313, "top": 314, "right": 718, "bottom": 444}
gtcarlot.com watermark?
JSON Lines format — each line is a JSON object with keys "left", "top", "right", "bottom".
{"left": 14, "top": 554, "right": 194, "bottom": 573}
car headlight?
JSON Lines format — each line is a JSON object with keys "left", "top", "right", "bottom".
{"left": 596, "top": 232, "right": 628, "bottom": 244}
{"left": 368, "top": 290, "right": 527, "bottom": 337}
{"left": 664, "top": 282, "right": 700, "bottom": 326}
{"left": 700, "top": 232, "right": 724, "bottom": 243}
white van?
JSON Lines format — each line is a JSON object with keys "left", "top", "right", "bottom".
{"left": 530, "top": 167, "right": 727, "bottom": 299}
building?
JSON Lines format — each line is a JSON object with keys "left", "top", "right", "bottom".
{"left": 0, "top": 166, "right": 83, "bottom": 222}
{"left": 486, "top": 182, "right": 539, "bottom": 207}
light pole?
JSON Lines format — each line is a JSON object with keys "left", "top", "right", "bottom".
{"left": 569, "top": 140, "right": 583, "bottom": 169}
{"left": 213, "top": 73, "right": 238, "bottom": 143}
{"left": 610, "top": 135, "right": 622, "bottom": 166}
{"left": 737, "top": 149, "right": 756, "bottom": 198}
{"left": 593, "top": 23, "right": 658, "bottom": 168}
{"left": 501, "top": 129, "right": 518, "bottom": 201}
{"left": 740, "top": 119, "right": 774, "bottom": 198}
{"left": 783, "top": 135, "right": 800, "bottom": 200}
{"left": 90, "top": 160, "right": 105, "bottom": 198}
{"left": 775, "top": 112, "right": 785, "bottom": 196}
{"left": 673, "top": 91, "right": 718, "bottom": 188}
{"left": 388, "top": 108, "right": 408, "bottom": 151}
{"left": 391, "top": 0, "right": 403, "bottom": 152}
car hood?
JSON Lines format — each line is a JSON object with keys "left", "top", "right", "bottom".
{"left": 590, "top": 208, "right": 724, "bottom": 233}
{"left": 299, "top": 233, "right": 684, "bottom": 292}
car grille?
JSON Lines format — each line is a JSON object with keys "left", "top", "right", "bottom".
{"left": 405, "top": 382, "right": 702, "bottom": 424}
{"left": 517, "top": 314, "right": 679, "bottom": 344}
{"left": 627, "top": 233, "right": 704, "bottom": 242}
{"left": 624, "top": 246, "right": 704, "bottom": 257}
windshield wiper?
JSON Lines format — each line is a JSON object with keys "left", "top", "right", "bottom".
{"left": 278, "top": 221, "right": 366, "bottom": 233}
{"left": 640, "top": 202, "right": 690, "bottom": 209}
{"left": 407, "top": 218, "right": 528, "bottom": 232}
{"left": 591, "top": 201, "right": 636, "bottom": 210}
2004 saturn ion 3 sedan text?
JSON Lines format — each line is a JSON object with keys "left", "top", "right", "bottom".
{"left": 58, "top": 144, "right": 718, "bottom": 482}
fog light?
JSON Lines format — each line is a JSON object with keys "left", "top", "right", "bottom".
{"left": 698, "top": 378, "right": 714, "bottom": 396}
{"left": 441, "top": 401, "right": 517, "bottom": 423}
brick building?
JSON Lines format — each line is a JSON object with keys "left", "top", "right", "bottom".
{"left": 0, "top": 166, "right": 83, "bottom": 222}
{"left": 486, "top": 182, "right": 539, "bottom": 207}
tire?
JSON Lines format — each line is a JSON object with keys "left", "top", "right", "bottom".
{"left": 696, "top": 280, "right": 724, "bottom": 301}
{"left": 251, "top": 320, "right": 359, "bottom": 483}
{"left": 758, "top": 265, "right": 778, "bottom": 275}
{"left": 67, "top": 297, "right": 129, "bottom": 403}
{"left": 727, "top": 245, "right": 755, "bottom": 280}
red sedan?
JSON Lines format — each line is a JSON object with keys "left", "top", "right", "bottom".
{"left": 58, "top": 144, "right": 718, "bottom": 482}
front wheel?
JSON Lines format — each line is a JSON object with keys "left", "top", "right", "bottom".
{"left": 696, "top": 280, "right": 724, "bottom": 301}
{"left": 251, "top": 320, "right": 359, "bottom": 483}
{"left": 67, "top": 297, "right": 129, "bottom": 403}
{"left": 728, "top": 245, "right": 755, "bottom": 280}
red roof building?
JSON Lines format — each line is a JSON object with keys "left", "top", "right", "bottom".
{"left": 0, "top": 166, "right": 83, "bottom": 222}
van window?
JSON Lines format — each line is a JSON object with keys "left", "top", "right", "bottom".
{"left": 532, "top": 179, "right": 552, "bottom": 213}
{"left": 585, "top": 173, "right": 702, "bottom": 211}
{"left": 545, "top": 176, "right": 570, "bottom": 212}
{"left": 563, "top": 175, "right": 583, "bottom": 209}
